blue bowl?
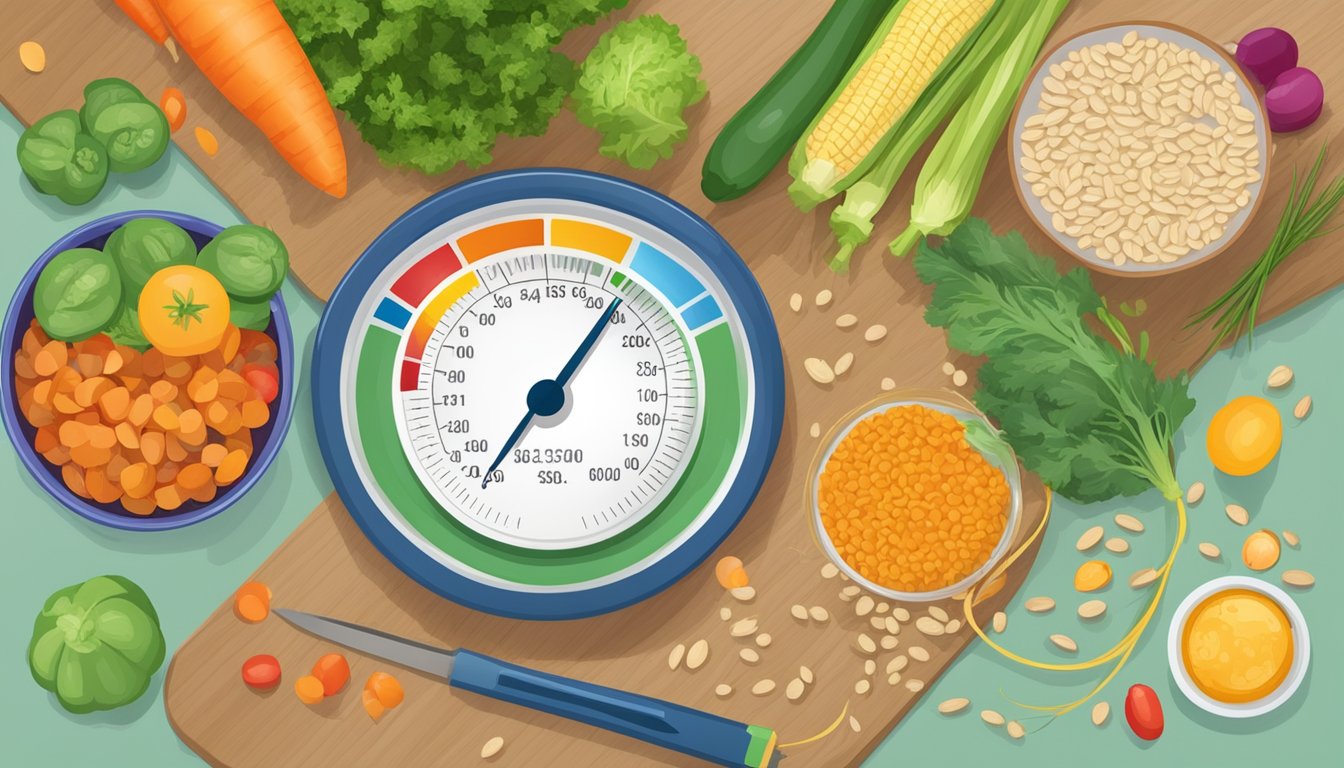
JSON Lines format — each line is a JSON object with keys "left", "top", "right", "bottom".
{"left": 1, "top": 211, "right": 295, "bottom": 531}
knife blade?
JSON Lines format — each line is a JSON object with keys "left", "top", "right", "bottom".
{"left": 274, "top": 609, "right": 781, "bottom": 768}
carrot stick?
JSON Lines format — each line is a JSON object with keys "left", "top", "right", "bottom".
{"left": 113, "top": 0, "right": 179, "bottom": 61}
{"left": 150, "top": 0, "right": 348, "bottom": 198}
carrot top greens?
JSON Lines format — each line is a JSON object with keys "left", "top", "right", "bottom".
{"left": 915, "top": 218, "right": 1194, "bottom": 503}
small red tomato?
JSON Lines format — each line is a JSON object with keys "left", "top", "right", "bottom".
{"left": 312, "top": 653, "right": 350, "bottom": 696}
{"left": 1125, "top": 683, "right": 1164, "bottom": 741}
{"left": 242, "top": 363, "right": 280, "bottom": 403}
{"left": 242, "top": 654, "right": 282, "bottom": 690}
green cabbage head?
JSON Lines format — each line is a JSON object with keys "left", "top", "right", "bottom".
{"left": 28, "top": 575, "right": 165, "bottom": 713}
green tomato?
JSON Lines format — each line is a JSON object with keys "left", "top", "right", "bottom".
{"left": 33, "top": 247, "right": 122, "bottom": 342}
{"left": 28, "top": 575, "right": 165, "bottom": 714}
{"left": 106, "top": 217, "right": 197, "bottom": 301}
{"left": 196, "top": 225, "right": 290, "bottom": 300}
{"left": 80, "top": 79, "right": 170, "bottom": 173}
{"left": 16, "top": 110, "right": 109, "bottom": 206}
{"left": 229, "top": 294, "right": 273, "bottom": 331}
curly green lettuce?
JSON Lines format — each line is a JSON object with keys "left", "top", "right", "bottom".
{"left": 572, "top": 15, "right": 706, "bottom": 169}
{"left": 276, "top": 0, "right": 629, "bottom": 174}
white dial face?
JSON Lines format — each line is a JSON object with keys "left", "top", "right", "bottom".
{"left": 394, "top": 252, "right": 702, "bottom": 549}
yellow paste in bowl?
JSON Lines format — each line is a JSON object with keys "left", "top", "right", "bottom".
{"left": 1181, "top": 588, "right": 1294, "bottom": 704}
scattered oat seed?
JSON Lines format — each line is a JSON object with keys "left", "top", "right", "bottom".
{"left": 857, "top": 634, "right": 877, "bottom": 654}
{"left": 849, "top": 715, "right": 862, "bottom": 733}
{"left": 1007, "top": 721, "right": 1026, "bottom": 740}
{"left": 856, "top": 595, "right": 875, "bottom": 616}
{"left": 855, "top": 679, "right": 871, "bottom": 695}
{"left": 752, "top": 679, "right": 776, "bottom": 696}
{"left": 821, "top": 563, "right": 839, "bottom": 579}
{"left": 1282, "top": 530, "right": 1300, "bottom": 548}
{"left": 869, "top": 616, "right": 886, "bottom": 631}
{"left": 992, "top": 611, "right": 1007, "bottom": 633}
{"left": 887, "top": 656, "right": 908, "bottom": 675}
{"left": 1076, "top": 525, "right": 1105, "bottom": 551}
{"left": 884, "top": 615, "right": 900, "bottom": 635}
{"left": 915, "top": 617, "right": 945, "bottom": 637}
{"left": 481, "top": 736, "right": 505, "bottom": 759}
{"left": 1115, "top": 513, "right": 1144, "bottom": 533}
{"left": 952, "top": 369, "right": 969, "bottom": 387}
{"left": 864, "top": 324, "right": 888, "bottom": 342}
{"left": 1091, "top": 701, "right": 1110, "bottom": 726}
{"left": 1267, "top": 365, "right": 1294, "bottom": 388}
{"left": 834, "top": 352, "right": 854, "bottom": 376}
{"left": 804, "top": 357, "right": 835, "bottom": 384}
{"left": 1199, "top": 542, "right": 1221, "bottom": 559}
{"left": 809, "top": 606, "right": 830, "bottom": 622}
{"left": 864, "top": 659, "right": 877, "bottom": 676}
{"left": 668, "top": 643, "right": 685, "bottom": 670}
{"left": 789, "top": 293, "right": 802, "bottom": 313}
{"left": 1105, "top": 537, "right": 1130, "bottom": 554}
{"left": 739, "top": 648, "right": 760, "bottom": 664}
{"left": 1294, "top": 396, "right": 1312, "bottom": 419}
{"left": 1050, "top": 634, "right": 1078, "bottom": 652}
{"left": 1282, "top": 569, "right": 1315, "bottom": 587}
{"left": 720, "top": 607, "right": 732, "bottom": 621}
{"left": 938, "top": 697, "right": 970, "bottom": 714}
{"left": 730, "top": 586, "right": 755, "bottom": 602}
{"left": 786, "top": 678, "right": 806, "bottom": 701}
{"left": 756, "top": 633, "right": 772, "bottom": 648}
{"left": 945, "top": 618, "right": 962, "bottom": 633}
{"left": 715, "top": 683, "right": 733, "bottom": 697}
{"left": 1226, "top": 504, "right": 1250, "bottom": 526}
{"left": 981, "top": 709, "right": 1006, "bottom": 726}
{"left": 905, "top": 679, "right": 925, "bottom": 693}
{"left": 841, "top": 585, "right": 862, "bottom": 599}
{"left": 1130, "top": 568, "right": 1159, "bottom": 588}
{"left": 815, "top": 289, "right": 832, "bottom": 308}
{"left": 1186, "top": 482, "right": 1206, "bottom": 505}
{"left": 791, "top": 604, "right": 809, "bottom": 620}
{"left": 686, "top": 640, "right": 709, "bottom": 670}
{"left": 836, "top": 313, "right": 858, "bottom": 329}
{"left": 730, "top": 618, "right": 758, "bottom": 637}
{"left": 893, "top": 607, "right": 911, "bottom": 622}
{"left": 1025, "top": 596, "right": 1055, "bottom": 613}
{"left": 800, "top": 665, "right": 814, "bottom": 684}
{"left": 880, "top": 377, "right": 896, "bottom": 391}
{"left": 1078, "top": 599, "right": 1107, "bottom": 619}
{"left": 941, "top": 362, "right": 956, "bottom": 376}
{"left": 908, "top": 646, "right": 930, "bottom": 663}
{"left": 928, "top": 606, "right": 949, "bottom": 622}
{"left": 880, "top": 634, "right": 898, "bottom": 650}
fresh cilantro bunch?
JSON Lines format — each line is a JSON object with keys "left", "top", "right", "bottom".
{"left": 277, "top": 0, "right": 629, "bottom": 174}
{"left": 914, "top": 219, "right": 1193, "bottom": 503}
{"left": 572, "top": 15, "right": 706, "bottom": 170}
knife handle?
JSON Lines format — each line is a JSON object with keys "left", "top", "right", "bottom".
{"left": 451, "top": 649, "right": 777, "bottom": 768}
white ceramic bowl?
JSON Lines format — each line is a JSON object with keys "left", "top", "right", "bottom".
{"left": 1168, "top": 575, "right": 1310, "bottom": 718}
{"left": 1009, "top": 22, "right": 1271, "bottom": 277}
{"left": 808, "top": 389, "right": 1023, "bottom": 603}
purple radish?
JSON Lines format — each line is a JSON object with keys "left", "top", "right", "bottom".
{"left": 1266, "top": 67, "right": 1324, "bottom": 132}
{"left": 1236, "top": 27, "right": 1298, "bottom": 86}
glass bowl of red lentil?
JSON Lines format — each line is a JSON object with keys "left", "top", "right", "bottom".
{"left": 808, "top": 389, "right": 1023, "bottom": 603}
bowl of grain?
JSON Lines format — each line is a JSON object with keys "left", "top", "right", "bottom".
{"left": 1009, "top": 22, "right": 1271, "bottom": 276}
{"left": 808, "top": 389, "right": 1023, "bottom": 602}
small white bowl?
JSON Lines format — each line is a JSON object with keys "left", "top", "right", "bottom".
{"left": 1168, "top": 576, "right": 1310, "bottom": 718}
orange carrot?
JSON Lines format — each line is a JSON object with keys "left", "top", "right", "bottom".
{"left": 160, "top": 87, "right": 187, "bottom": 131}
{"left": 113, "top": 0, "right": 179, "bottom": 61}
{"left": 150, "top": 0, "right": 347, "bottom": 197}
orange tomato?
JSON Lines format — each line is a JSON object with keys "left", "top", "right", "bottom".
{"left": 1206, "top": 396, "right": 1282, "bottom": 476}
{"left": 138, "top": 266, "right": 231, "bottom": 356}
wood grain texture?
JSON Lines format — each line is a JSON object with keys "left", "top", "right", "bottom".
{"left": 3, "top": 1, "right": 1342, "bottom": 766}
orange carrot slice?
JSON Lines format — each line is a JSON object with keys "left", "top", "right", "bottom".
{"left": 365, "top": 672, "right": 404, "bottom": 709}
{"left": 234, "top": 581, "right": 271, "bottom": 623}
{"left": 194, "top": 126, "right": 219, "bottom": 157}
{"left": 294, "top": 675, "right": 324, "bottom": 705}
{"left": 160, "top": 86, "right": 187, "bottom": 131}
{"left": 715, "top": 556, "right": 749, "bottom": 589}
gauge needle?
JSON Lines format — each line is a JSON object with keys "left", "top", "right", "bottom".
{"left": 481, "top": 297, "right": 623, "bottom": 488}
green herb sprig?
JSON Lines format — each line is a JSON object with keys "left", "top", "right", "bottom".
{"left": 1188, "top": 146, "right": 1344, "bottom": 359}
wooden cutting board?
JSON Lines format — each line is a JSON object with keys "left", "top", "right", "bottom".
{"left": 4, "top": 1, "right": 1343, "bottom": 766}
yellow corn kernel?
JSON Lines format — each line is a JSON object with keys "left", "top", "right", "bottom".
{"left": 806, "top": 0, "right": 995, "bottom": 180}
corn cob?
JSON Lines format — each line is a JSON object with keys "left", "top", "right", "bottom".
{"left": 788, "top": 0, "right": 1000, "bottom": 210}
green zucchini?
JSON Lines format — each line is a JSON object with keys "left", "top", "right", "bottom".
{"left": 699, "top": 0, "right": 892, "bottom": 202}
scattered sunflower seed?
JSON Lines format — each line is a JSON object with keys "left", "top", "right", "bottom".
{"left": 880, "top": 377, "right": 896, "bottom": 391}
{"left": 864, "top": 324, "right": 888, "bottom": 342}
{"left": 1226, "top": 504, "right": 1250, "bottom": 526}
{"left": 808, "top": 606, "right": 830, "bottom": 622}
{"left": 908, "top": 646, "right": 930, "bottom": 663}
{"left": 1294, "top": 395, "right": 1312, "bottom": 419}
{"left": 715, "top": 683, "right": 733, "bottom": 697}
{"left": 952, "top": 369, "right": 969, "bottom": 387}
{"left": 786, "top": 678, "right": 806, "bottom": 701}
{"left": 1078, "top": 599, "right": 1107, "bottom": 619}
{"left": 481, "top": 736, "right": 505, "bottom": 759}
{"left": 1282, "top": 569, "right": 1315, "bottom": 587}
{"left": 686, "top": 640, "right": 710, "bottom": 670}
{"left": 788, "top": 293, "right": 802, "bottom": 313}
{"left": 915, "top": 617, "right": 945, "bottom": 637}
{"left": 804, "top": 357, "right": 835, "bottom": 384}
{"left": 815, "top": 289, "right": 832, "bottom": 308}
{"left": 834, "top": 352, "right": 854, "bottom": 376}
{"left": 857, "top": 634, "right": 877, "bottom": 654}
{"left": 1050, "top": 633, "right": 1078, "bottom": 652}
{"left": 981, "top": 709, "right": 1006, "bottom": 726}
{"left": 855, "top": 679, "right": 871, "bottom": 695}
{"left": 1130, "top": 568, "right": 1159, "bottom": 588}
{"left": 809, "top": 422, "right": 820, "bottom": 438}
{"left": 1025, "top": 596, "right": 1055, "bottom": 613}
{"left": 864, "top": 659, "right": 876, "bottom": 676}
{"left": 945, "top": 618, "right": 962, "bottom": 633}
{"left": 739, "top": 648, "right": 760, "bottom": 664}
{"left": 1091, "top": 701, "right": 1110, "bottom": 726}
{"left": 1199, "top": 542, "right": 1221, "bottom": 559}
{"left": 730, "top": 618, "right": 758, "bottom": 637}
{"left": 1076, "top": 525, "right": 1105, "bottom": 551}
{"left": 992, "top": 611, "right": 1007, "bottom": 633}
{"left": 849, "top": 715, "right": 862, "bottom": 733}
{"left": 1267, "top": 365, "right": 1293, "bottom": 388}
{"left": 1186, "top": 482, "right": 1206, "bottom": 504}
{"left": 856, "top": 595, "right": 875, "bottom": 616}
{"left": 938, "top": 697, "right": 970, "bottom": 714}
{"left": 905, "top": 679, "right": 925, "bottom": 693}
{"left": 836, "top": 313, "right": 858, "bottom": 329}
{"left": 752, "top": 679, "right": 776, "bottom": 696}
{"left": 668, "top": 643, "right": 685, "bottom": 670}
{"left": 1105, "top": 537, "right": 1130, "bottom": 554}
{"left": 886, "top": 656, "right": 908, "bottom": 675}
{"left": 820, "top": 563, "right": 839, "bottom": 579}
{"left": 756, "top": 633, "right": 772, "bottom": 648}
{"left": 790, "top": 604, "right": 809, "bottom": 620}
{"left": 1007, "top": 721, "right": 1026, "bottom": 740}
{"left": 720, "top": 607, "right": 732, "bottom": 621}
{"left": 941, "top": 362, "right": 956, "bottom": 376}
{"left": 800, "top": 665, "right": 814, "bottom": 684}
{"left": 928, "top": 606, "right": 949, "bottom": 622}
{"left": 730, "top": 586, "right": 755, "bottom": 602}
{"left": 1115, "top": 513, "right": 1145, "bottom": 533}
{"left": 1282, "top": 530, "right": 1300, "bottom": 548}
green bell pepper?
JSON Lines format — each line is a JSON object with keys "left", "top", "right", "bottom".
{"left": 28, "top": 575, "right": 166, "bottom": 714}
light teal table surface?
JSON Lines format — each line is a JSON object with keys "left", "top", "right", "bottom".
{"left": 2, "top": 108, "right": 1337, "bottom": 765}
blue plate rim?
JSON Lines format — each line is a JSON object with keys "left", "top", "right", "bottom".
{"left": 312, "top": 168, "right": 785, "bottom": 620}
{"left": 1, "top": 210, "right": 296, "bottom": 531}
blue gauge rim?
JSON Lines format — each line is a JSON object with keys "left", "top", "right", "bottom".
{"left": 313, "top": 168, "right": 784, "bottom": 621}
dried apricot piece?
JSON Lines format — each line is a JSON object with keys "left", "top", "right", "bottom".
{"left": 74, "top": 353, "right": 103, "bottom": 377}
{"left": 120, "top": 462, "right": 155, "bottom": 498}
{"left": 14, "top": 354, "right": 37, "bottom": 379}
{"left": 85, "top": 469, "right": 122, "bottom": 504}
{"left": 152, "top": 403, "right": 181, "bottom": 431}
{"left": 34, "top": 341, "right": 65, "bottom": 377}
{"left": 187, "top": 479, "right": 217, "bottom": 504}
{"left": 154, "top": 484, "right": 184, "bottom": 511}
{"left": 53, "top": 393, "right": 83, "bottom": 415}
{"left": 70, "top": 443, "right": 113, "bottom": 468}
{"left": 150, "top": 380, "right": 178, "bottom": 403}
{"left": 106, "top": 453, "right": 130, "bottom": 480}
{"left": 156, "top": 461, "right": 180, "bottom": 484}
{"left": 63, "top": 464, "right": 90, "bottom": 498}
{"left": 218, "top": 324, "right": 241, "bottom": 362}
{"left": 178, "top": 408, "right": 206, "bottom": 438}
{"left": 201, "top": 443, "right": 228, "bottom": 467}
{"left": 216, "top": 449, "right": 249, "bottom": 484}
{"left": 34, "top": 425, "right": 59, "bottom": 454}
{"left": 97, "top": 386, "right": 131, "bottom": 421}
{"left": 140, "top": 431, "right": 166, "bottom": 464}
{"left": 86, "top": 424, "right": 117, "bottom": 450}
{"left": 240, "top": 400, "right": 269, "bottom": 429}
{"left": 120, "top": 495, "right": 157, "bottom": 516}
{"left": 43, "top": 445, "right": 71, "bottom": 466}
{"left": 176, "top": 462, "right": 212, "bottom": 491}
{"left": 312, "top": 654, "right": 350, "bottom": 695}
{"left": 128, "top": 394, "right": 154, "bottom": 426}
{"left": 59, "top": 421, "right": 89, "bottom": 448}
{"left": 103, "top": 348, "right": 124, "bottom": 376}
{"left": 163, "top": 357, "right": 193, "bottom": 382}
{"left": 114, "top": 422, "right": 140, "bottom": 450}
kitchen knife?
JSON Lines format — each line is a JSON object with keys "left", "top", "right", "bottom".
{"left": 274, "top": 609, "right": 781, "bottom": 768}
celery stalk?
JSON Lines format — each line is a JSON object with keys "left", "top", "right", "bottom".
{"left": 888, "top": 0, "right": 1070, "bottom": 257}
{"left": 827, "top": 1, "right": 1031, "bottom": 272}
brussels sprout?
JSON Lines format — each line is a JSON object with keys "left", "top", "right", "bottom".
{"left": 79, "top": 78, "right": 170, "bottom": 173}
{"left": 28, "top": 575, "right": 165, "bottom": 714}
{"left": 196, "top": 225, "right": 290, "bottom": 300}
{"left": 105, "top": 303, "right": 150, "bottom": 350}
{"left": 33, "top": 248, "right": 122, "bottom": 341}
{"left": 106, "top": 217, "right": 197, "bottom": 301}
{"left": 229, "top": 294, "right": 273, "bottom": 331}
{"left": 16, "top": 110, "right": 109, "bottom": 206}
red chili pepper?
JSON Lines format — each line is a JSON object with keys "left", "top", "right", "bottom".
{"left": 1125, "top": 683, "right": 1164, "bottom": 741}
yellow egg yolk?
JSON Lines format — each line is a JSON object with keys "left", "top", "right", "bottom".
{"left": 1182, "top": 588, "right": 1293, "bottom": 704}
